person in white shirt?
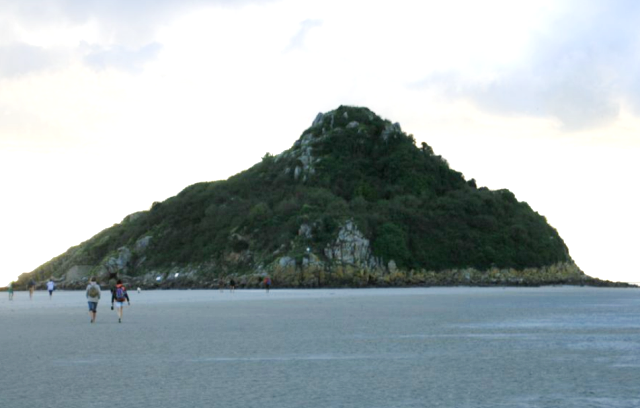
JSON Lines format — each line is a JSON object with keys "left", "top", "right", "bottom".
{"left": 47, "top": 279, "right": 55, "bottom": 299}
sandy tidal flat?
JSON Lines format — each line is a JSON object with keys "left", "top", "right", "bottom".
{"left": 1, "top": 287, "right": 639, "bottom": 408}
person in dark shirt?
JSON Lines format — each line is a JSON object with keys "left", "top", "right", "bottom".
{"left": 28, "top": 279, "right": 36, "bottom": 300}
{"left": 111, "top": 279, "right": 130, "bottom": 323}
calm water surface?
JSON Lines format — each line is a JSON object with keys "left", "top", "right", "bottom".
{"left": 1, "top": 287, "right": 639, "bottom": 407}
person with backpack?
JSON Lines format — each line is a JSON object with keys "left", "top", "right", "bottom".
{"left": 264, "top": 276, "right": 271, "bottom": 293}
{"left": 86, "top": 277, "right": 101, "bottom": 324}
{"left": 111, "top": 280, "right": 130, "bottom": 323}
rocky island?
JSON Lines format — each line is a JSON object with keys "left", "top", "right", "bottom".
{"left": 10, "top": 106, "right": 632, "bottom": 290}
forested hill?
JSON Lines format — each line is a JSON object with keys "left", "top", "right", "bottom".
{"left": 18, "top": 106, "right": 614, "bottom": 289}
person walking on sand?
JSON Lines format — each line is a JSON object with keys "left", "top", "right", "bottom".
{"left": 86, "top": 277, "right": 101, "bottom": 324}
{"left": 229, "top": 278, "right": 235, "bottom": 293}
{"left": 28, "top": 279, "right": 36, "bottom": 300}
{"left": 111, "top": 280, "right": 130, "bottom": 323}
{"left": 47, "top": 278, "right": 55, "bottom": 299}
{"left": 8, "top": 281, "right": 14, "bottom": 300}
{"left": 264, "top": 276, "right": 271, "bottom": 293}
{"left": 219, "top": 277, "right": 225, "bottom": 293}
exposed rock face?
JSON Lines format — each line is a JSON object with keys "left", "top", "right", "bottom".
{"left": 123, "top": 211, "right": 145, "bottom": 223}
{"left": 381, "top": 122, "right": 402, "bottom": 141}
{"left": 278, "top": 256, "right": 296, "bottom": 269}
{"left": 295, "top": 132, "right": 318, "bottom": 181}
{"left": 38, "top": 258, "right": 627, "bottom": 291}
{"left": 302, "top": 253, "right": 322, "bottom": 268}
{"left": 312, "top": 112, "right": 324, "bottom": 127}
{"left": 135, "top": 236, "right": 152, "bottom": 252}
{"left": 106, "top": 246, "right": 132, "bottom": 273}
{"left": 65, "top": 265, "right": 93, "bottom": 282}
{"left": 324, "top": 220, "right": 378, "bottom": 268}
{"left": 280, "top": 128, "right": 322, "bottom": 182}
{"left": 298, "top": 223, "right": 312, "bottom": 239}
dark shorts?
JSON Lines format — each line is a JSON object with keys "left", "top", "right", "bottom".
{"left": 88, "top": 301, "right": 98, "bottom": 312}
{"left": 49, "top": 290, "right": 53, "bottom": 295}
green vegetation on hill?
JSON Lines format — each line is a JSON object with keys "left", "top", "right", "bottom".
{"left": 22, "top": 106, "right": 578, "bottom": 287}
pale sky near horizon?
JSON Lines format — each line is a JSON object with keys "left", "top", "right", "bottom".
{"left": 1, "top": 0, "right": 639, "bottom": 286}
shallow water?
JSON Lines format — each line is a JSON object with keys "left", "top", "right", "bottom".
{"left": 1, "top": 287, "right": 639, "bottom": 407}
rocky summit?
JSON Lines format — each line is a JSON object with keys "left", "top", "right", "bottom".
{"left": 14, "top": 106, "right": 627, "bottom": 290}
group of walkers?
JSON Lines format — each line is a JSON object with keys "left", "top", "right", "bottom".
{"left": 5, "top": 277, "right": 131, "bottom": 324}
{"left": 7, "top": 274, "right": 274, "bottom": 324}
{"left": 86, "top": 277, "right": 130, "bottom": 324}
{"left": 7, "top": 278, "right": 55, "bottom": 301}
{"left": 218, "top": 276, "right": 271, "bottom": 292}
{"left": 218, "top": 277, "right": 236, "bottom": 293}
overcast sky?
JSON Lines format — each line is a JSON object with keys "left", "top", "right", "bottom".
{"left": 1, "top": 0, "right": 639, "bottom": 286}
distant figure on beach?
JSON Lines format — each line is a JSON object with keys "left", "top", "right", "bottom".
{"left": 108, "top": 277, "right": 117, "bottom": 306}
{"left": 229, "top": 278, "right": 235, "bottom": 293}
{"left": 47, "top": 279, "right": 55, "bottom": 299}
{"left": 111, "top": 280, "right": 130, "bottom": 323}
{"left": 28, "top": 279, "right": 36, "bottom": 300}
{"left": 8, "top": 281, "right": 14, "bottom": 300}
{"left": 137, "top": 287, "right": 141, "bottom": 294}
{"left": 86, "top": 277, "right": 101, "bottom": 324}
{"left": 264, "top": 276, "right": 271, "bottom": 293}
{"left": 219, "top": 277, "right": 225, "bottom": 293}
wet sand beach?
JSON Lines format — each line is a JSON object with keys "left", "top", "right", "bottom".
{"left": 1, "top": 287, "right": 639, "bottom": 408}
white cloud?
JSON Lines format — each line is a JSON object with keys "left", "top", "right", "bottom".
{"left": 0, "top": 43, "right": 64, "bottom": 76}
{"left": 82, "top": 42, "right": 163, "bottom": 73}
{"left": 0, "top": 0, "right": 279, "bottom": 75}
{"left": 285, "top": 19, "right": 322, "bottom": 52}
{"left": 416, "top": 0, "right": 640, "bottom": 131}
